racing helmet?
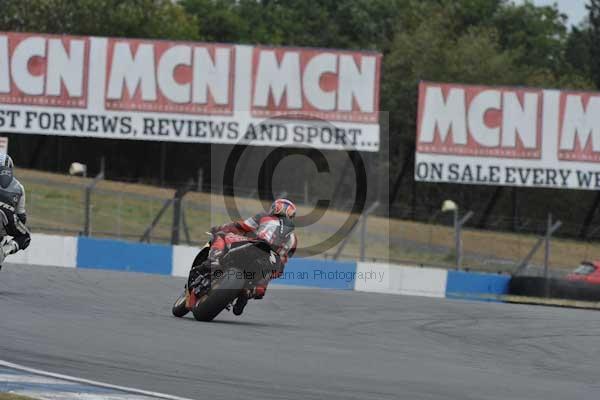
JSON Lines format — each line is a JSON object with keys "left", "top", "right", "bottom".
{"left": 0, "top": 153, "right": 14, "bottom": 189}
{"left": 270, "top": 198, "right": 297, "bottom": 219}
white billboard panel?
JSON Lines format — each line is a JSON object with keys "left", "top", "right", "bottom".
{"left": 415, "top": 81, "right": 600, "bottom": 189}
{"left": 0, "top": 32, "right": 382, "bottom": 151}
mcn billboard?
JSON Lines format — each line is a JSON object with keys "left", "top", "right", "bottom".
{"left": 415, "top": 81, "right": 600, "bottom": 190}
{"left": 0, "top": 32, "right": 382, "bottom": 151}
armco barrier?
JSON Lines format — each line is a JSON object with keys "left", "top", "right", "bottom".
{"left": 77, "top": 237, "right": 172, "bottom": 275}
{"left": 446, "top": 271, "right": 510, "bottom": 301}
{"left": 10, "top": 233, "right": 527, "bottom": 304}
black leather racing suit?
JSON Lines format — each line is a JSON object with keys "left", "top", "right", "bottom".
{"left": 0, "top": 177, "right": 31, "bottom": 251}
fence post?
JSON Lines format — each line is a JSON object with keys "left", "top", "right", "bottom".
{"left": 543, "top": 213, "right": 551, "bottom": 279}
{"left": 360, "top": 210, "right": 368, "bottom": 261}
{"left": 513, "top": 214, "right": 561, "bottom": 277}
{"left": 455, "top": 210, "right": 474, "bottom": 269}
{"left": 543, "top": 213, "right": 557, "bottom": 297}
{"left": 304, "top": 180, "right": 309, "bottom": 205}
{"left": 359, "top": 202, "right": 380, "bottom": 261}
{"left": 171, "top": 187, "right": 191, "bottom": 245}
{"left": 140, "top": 199, "right": 173, "bottom": 243}
{"left": 454, "top": 209, "right": 459, "bottom": 268}
{"left": 172, "top": 188, "right": 183, "bottom": 245}
{"left": 83, "top": 186, "right": 92, "bottom": 236}
{"left": 181, "top": 206, "right": 192, "bottom": 245}
{"left": 334, "top": 201, "right": 379, "bottom": 261}
{"left": 197, "top": 168, "right": 204, "bottom": 192}
{"left": 83, "top": 171, "right": 104, "bottom": 236}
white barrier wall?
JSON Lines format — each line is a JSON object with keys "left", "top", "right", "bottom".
{"left": 10, "top": 233, "right": 77, "bottom": 268}
{"left": 171, "top": 245, "right": 200, "bottom": 277}
{"left": 9, "top": 234, "right": 510, "bottom": 302}
{"left": 354, "top": 262, "right": 447, "bottom": 298}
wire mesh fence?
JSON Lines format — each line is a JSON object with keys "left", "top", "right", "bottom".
{"left": 19, "top": 169, "right": 600, "bottom": 275}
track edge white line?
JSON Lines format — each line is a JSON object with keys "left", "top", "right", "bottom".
{"left": 0, "top": 360, "right": 194, "bottom": 400}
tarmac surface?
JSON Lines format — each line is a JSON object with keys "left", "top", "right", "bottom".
{"left": 1, "top": 264, "right": 600, "bottom": 400}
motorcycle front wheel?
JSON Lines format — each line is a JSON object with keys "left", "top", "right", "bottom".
{"left": 171, "top": 293, "right": 189, "bottom": 318}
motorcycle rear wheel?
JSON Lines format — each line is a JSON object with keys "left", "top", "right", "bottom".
{"left": 192, "top": 268, "right": 246, "bottom": 322}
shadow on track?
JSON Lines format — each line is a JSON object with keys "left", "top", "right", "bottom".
{"left": 173, "top": 315, "right": 294, "bottom": 329}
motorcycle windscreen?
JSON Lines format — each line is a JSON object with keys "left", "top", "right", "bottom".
{"left": 0, "top": 166, "right": 13, "bottom": 188}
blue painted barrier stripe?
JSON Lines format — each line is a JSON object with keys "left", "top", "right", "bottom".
{"left": 274, "top": 258, "right": 357, "bottom": 290}
{"left": 77, "top": 237, "right": 172, "bottom": 275}
{"left": 445, "top": 270, "right": 510, "bottom": 302}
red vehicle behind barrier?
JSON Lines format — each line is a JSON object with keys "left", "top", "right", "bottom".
{"left": 566, "top": 261, "right": 600, "bottom": 284}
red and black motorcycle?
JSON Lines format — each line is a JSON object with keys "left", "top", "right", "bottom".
{"left": 171, "top": 233, "right": 282, "bottom": 321}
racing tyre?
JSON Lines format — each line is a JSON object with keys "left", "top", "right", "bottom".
{"left": 172, "top": 293, "right": 189, "bottom": 318}
{"left": 192, "top": 268, "right": 246, "bottom": 322}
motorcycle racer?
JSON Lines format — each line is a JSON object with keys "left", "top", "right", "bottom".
{"left": 209, "top": 198, "right": 298, "bottom": 315}
{"left": 0, "top": 154, "right": 31, "bottom": 269}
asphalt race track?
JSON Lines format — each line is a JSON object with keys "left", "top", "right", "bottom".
{"left": 1, "top": 264, "right": 600, "bottom": 400}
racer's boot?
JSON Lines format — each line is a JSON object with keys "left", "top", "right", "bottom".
{"left": 3, "top": 238, "right": 18, "bottom": 257}
{"left": 232, "top": 290, "right": 249, "bottom": 316}
{"left": 0, "top": 238, "right": 16, "bottom": 270}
